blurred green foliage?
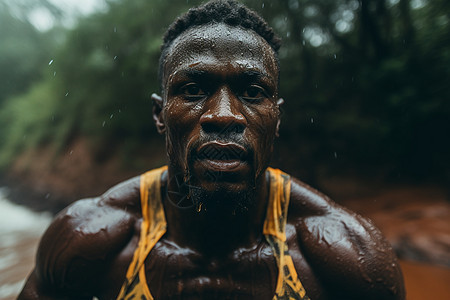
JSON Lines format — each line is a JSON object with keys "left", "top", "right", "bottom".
{"left": 0, "top": 0, "right": 449, "bottom": 183}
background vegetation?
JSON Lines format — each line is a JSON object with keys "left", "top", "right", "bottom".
{"left": 0, "top": 0, "right": 449, "bottom": 192}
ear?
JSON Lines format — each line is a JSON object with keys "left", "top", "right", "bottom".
{"left": 275, "top": 98, "right": 284, "bottom": 137}
{"left": 152, "top": 93, "right": 166, "bottom": 134}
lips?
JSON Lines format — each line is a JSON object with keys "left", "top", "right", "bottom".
{"left": 195, "top": 141, "right": 249, "bottom": 172}
{"left": 197, "top": 141, "right": 247, "bottom": 160}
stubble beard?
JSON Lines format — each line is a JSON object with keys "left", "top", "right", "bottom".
{"left": 184, "top": 160, "right": 258, "bottom": 217}
{"left": 179, "top": 149, "right": 256, "bottom": 218}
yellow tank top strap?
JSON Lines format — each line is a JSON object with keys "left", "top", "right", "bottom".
{"left": 264, "top": 167, "right": 310, "bottom": 300}
{"left": 116, "top": 165, "right": 168, "bottom": 300}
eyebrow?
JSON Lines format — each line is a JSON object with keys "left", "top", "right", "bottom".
{"left": 174, "top": 69, "right": 207, "bottom": 79}
{"left": 240, "top": 70, "right": 274, "bottom": 84}
{"left": 170, "top": 68, "right": 275, "bottom": 86}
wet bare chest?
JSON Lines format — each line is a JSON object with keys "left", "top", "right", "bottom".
{"left": 145, "top": 239, "right": 278, "bottom": 300}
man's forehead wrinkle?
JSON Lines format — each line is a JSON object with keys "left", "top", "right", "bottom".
{"left": 165, "top": 55, "right": 277, "bottom": 90}
{"left": 168, "top": 62, "right": 276, "bottom": 88}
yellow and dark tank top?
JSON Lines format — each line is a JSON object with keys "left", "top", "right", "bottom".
{"left": 117, "top": 166, "right": 310, "bottom": 300}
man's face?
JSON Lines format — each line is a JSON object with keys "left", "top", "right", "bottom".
{"left": 159, "top": 23, "right": 280, "bottom": 208}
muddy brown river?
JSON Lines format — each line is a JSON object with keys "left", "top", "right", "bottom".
{"left": 0, "top": 189, "right": 51, "bottom": 300}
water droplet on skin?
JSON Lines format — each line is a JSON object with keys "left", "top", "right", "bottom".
{"left": 196, "top": 202, "right": 203, "bottom": 212}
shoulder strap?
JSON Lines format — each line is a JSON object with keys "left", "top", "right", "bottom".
{"left": 117, "top": 166, "right": 168, "bottom": 300}
{"left": 263, "top": 167, "right": 310, "bottom": 300}
{"left": 263, "top": 167, "right": 291, "bottom": 240}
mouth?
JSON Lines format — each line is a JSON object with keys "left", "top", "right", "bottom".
{"left": 195, "top": 141, "right": 249, "bottom": 172}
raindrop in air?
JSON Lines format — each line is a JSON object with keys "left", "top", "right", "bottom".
{"left": 48, "top": 59, "right": 54, "bottom": 65}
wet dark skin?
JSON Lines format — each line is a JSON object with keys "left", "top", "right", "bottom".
{"left": 19, "top": 24, "right": 405, "bottom": 300}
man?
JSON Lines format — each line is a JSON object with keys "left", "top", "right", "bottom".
{"left": 19, "top": 1, "right": 405, "bottom": 299}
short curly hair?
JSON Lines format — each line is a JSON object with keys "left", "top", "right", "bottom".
{"left": 158, "top": 0, "right": 281, "bottom": 89}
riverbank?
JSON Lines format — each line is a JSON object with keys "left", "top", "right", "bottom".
{"left": 321, "top": 177, "right": 450, "bottom": 267}
{"left": 0, "top": 138, "right": 167, "bottom": 214}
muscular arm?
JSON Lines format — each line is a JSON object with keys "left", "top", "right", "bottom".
{"left": 18, "top": 177, "right": 141, "bottom": 299}
{"left": 290, "top": 179, "right": 405, "bottom": 300}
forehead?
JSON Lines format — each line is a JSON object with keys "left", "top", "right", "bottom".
{"left": 163, "top": 23, "right": 278, "bottom": 86}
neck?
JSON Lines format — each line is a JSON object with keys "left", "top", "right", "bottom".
{"left": 162, "top": 166, "right": 270, "bottom": 254}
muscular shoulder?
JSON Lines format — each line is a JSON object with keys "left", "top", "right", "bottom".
{"left": 288, "top": 177, "right": 405, "bottom": 300}
{"left": 34, "top": 176, "right": 141, "bottom": 296}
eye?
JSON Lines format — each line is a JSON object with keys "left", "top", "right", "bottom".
{"left": 240, "top": 85, "right": 268, "bottom": 103}
{"left": 180, "top": 83, "right": 206, "bottom": 100}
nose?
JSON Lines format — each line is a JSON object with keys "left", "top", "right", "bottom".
{"left": 200, "top": 88, "right": 247, "bottom": 134}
